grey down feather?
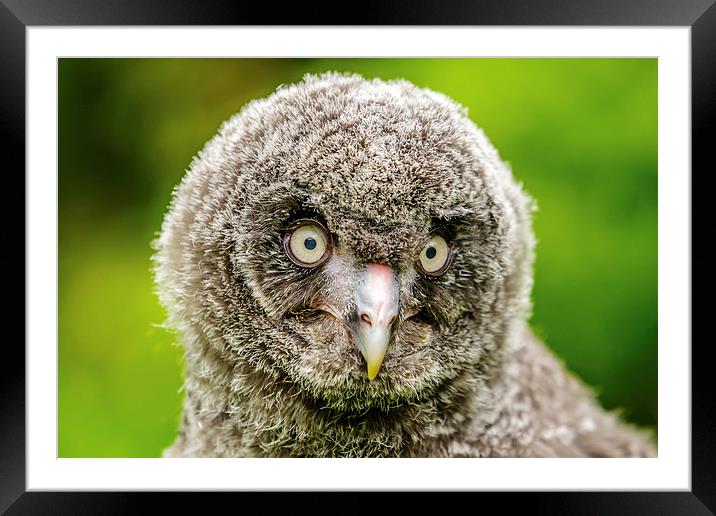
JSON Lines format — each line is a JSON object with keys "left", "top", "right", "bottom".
{"left": 153, "top": 72, "right": 655, "bottom": 457}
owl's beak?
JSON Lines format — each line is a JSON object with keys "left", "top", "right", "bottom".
{"left": 348, "top": 263, "right": 400, "bottom": 380}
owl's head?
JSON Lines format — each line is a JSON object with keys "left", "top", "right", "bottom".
{"left": 155, "top": 72, "right": 535, "bottom": 416}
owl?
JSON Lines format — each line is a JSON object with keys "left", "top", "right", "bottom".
{"left": 153, "top": 72, "right": 655, "bottom": 458}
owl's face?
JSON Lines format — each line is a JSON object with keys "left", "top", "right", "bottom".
{"left": 159, "top": 74, "right": 533, "bottom": 415}
{"left": 235, "top": 183, "right": 498, "bottom": 405}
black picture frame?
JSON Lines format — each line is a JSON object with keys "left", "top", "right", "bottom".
{"left": 2, "top": 0, "right": 711, "bottom": 513}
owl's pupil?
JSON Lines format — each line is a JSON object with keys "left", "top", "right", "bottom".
{"left": 304, "top": 237, "right": 317, "bottom": 250}
{"left": 426, "top": 246, "right": 437, "bottom": 259}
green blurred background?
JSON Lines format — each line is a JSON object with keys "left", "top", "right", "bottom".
{"left": 59, "top": 58, "right": 657, "bottom": 457}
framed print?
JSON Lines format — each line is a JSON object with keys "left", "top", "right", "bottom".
{"left": 3, "top": 0, "right": 711, "bottom": 512}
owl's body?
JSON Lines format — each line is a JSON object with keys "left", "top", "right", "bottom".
{"left": 154, "top": 73, "right": 654, "bottom": 458}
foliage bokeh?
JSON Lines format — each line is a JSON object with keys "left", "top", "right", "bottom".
{"left": 59, "top": 58, "right": 657, "bottom": 457}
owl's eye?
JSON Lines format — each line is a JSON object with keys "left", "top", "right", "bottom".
{"left": 417, "top": 233, "right": 453, "bottom": 276}
{"left": 284, "top": 220, "right": 331, "bottom": 268}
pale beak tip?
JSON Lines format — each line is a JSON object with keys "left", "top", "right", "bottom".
{"left": 366, "top": 363, "right": 381, "bottom": 381}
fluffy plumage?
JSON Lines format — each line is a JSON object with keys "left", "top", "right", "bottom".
{"left": 153, "top": 72, "right": 655, "bottom": 457}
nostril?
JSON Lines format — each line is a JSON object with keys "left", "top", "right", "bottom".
{"left": 388, "top": 315, "right": 396, "bottom": 326}
{"left": 360, "top": 313, "right": 372, "bottom": 326}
